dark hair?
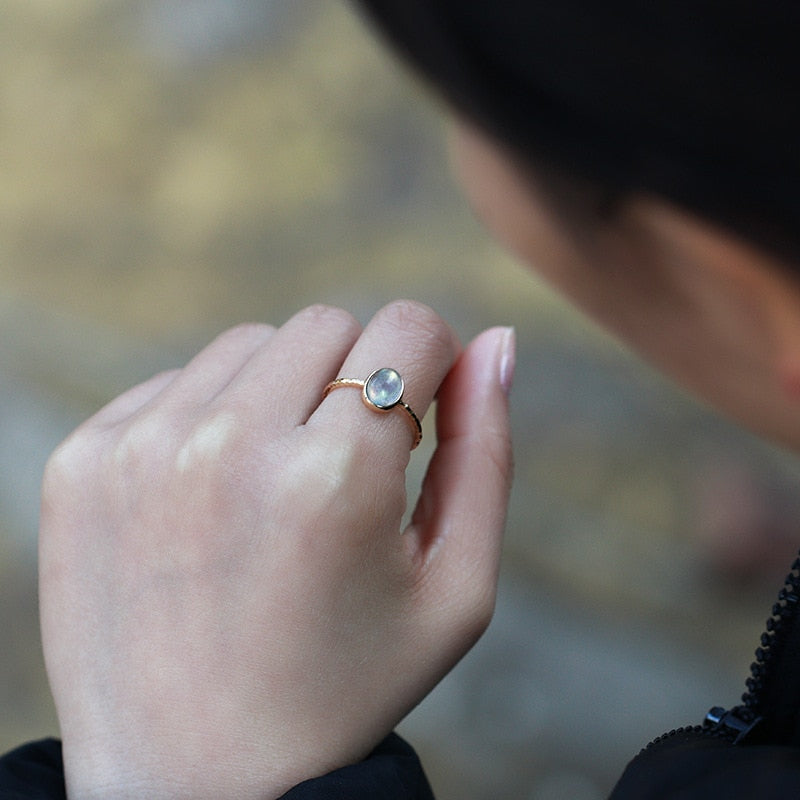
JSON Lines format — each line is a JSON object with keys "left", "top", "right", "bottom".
{"left": 355, "top": 0, "right": 800, "bottom": 261}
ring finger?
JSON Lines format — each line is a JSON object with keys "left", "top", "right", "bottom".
{"left": 310, "top": 300, "right": 460, "bottom": 461}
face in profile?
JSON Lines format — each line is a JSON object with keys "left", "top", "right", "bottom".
{"left": 450, "top": 121, "right": 800, "bottom": 452}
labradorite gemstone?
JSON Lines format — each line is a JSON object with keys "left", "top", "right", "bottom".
{"left": 364, "top": 368, "right": 403, "bottom": 409}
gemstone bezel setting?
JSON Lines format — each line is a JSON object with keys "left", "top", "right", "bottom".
{"left": 363, "top": 367, "right": 404, "bottom": 411}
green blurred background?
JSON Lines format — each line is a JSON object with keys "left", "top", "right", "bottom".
{"left": 2, "top": 2, "right": 800, "bottom": 798}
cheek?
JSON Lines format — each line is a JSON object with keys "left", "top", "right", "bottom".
{"left": 451, "top": 122, "right": 608, "bottom": 312}
{"left": 450, "top": 122, "right": 740, "bottom": 391}
{"left": 451, "top": 126, "right": 574, "bottom": 269}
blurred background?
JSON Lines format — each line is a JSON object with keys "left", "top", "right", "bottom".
{"left": 3, "top": 2, "right": 800, "bottom": 798}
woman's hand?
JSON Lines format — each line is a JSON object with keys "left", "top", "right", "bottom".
{"left": 39, "top": 300, "right": 514, "bottom": 800}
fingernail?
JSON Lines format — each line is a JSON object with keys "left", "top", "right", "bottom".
{"left": 499, "top": 327, "right": 516, "bottom": 396}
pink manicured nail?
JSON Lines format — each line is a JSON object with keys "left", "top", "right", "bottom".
{"left": 499, "top": 327, "right": 516, "bottom": 395}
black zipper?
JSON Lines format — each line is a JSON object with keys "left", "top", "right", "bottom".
{"left": 642, "top": 553, "right": 800, "bottom": 754}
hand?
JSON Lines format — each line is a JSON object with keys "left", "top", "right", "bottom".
{"left": 39, "top": 301, "right": 514, "bottom": 800}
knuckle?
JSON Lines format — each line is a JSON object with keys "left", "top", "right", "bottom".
{"left": 379, "top": 300, "right": 457, "bottom": 360}
{"left": 380, "top": 299, "right": 438, "bottom": 334}
{"left": 149, "top": 367, "right": 181, "bottom": 384}
{"left": 211, "top": 322, "right": 275, "bottom": 353}
{"left": 272, "top": 437, "right": 356, "bottom": 519}
{"left": 174, "top": 412, "right": 237, "bottom": 475}
{"left": 223, "top": 321, "right": 275, "bottom": 341}
{"left": 270, "top": 433, "right": 404, "bottom": 541}
{"left": 294, "top": 303, "right": 360, "bottom": 336}
{"left": 41, "top": 432, "right": 90, "bottom": 503}
{"left": 114, "top": 414, "right": 168, "bottom": 465}
{"left": 106, "top": 414, "right": 179, "bottom": 498}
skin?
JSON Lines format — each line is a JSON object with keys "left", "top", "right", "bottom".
{"left": 38, "top": 119, "right": 800, "bottom": 795}
{"left": 451, "top": 122, "right": 800, "bottom": 451}
{"left": 39, "top": 301, "right": 514, "bottom": 799}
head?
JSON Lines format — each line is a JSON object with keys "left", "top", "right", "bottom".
{"left": 356, "top": 0, "right": 800, "bottom": 451}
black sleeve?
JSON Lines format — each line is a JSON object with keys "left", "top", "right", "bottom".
{"left": 279, "top": 733, "right": 435, "bottom": 800}
{"left": 0, "top": 734, "right": 433, "bottom": 800}
{"left": 0, "top": 740, "right": 66, "bottom": 800}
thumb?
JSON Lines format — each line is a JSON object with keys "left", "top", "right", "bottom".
{"left": 406, "top": 326, "right": 515, "bottom": 648}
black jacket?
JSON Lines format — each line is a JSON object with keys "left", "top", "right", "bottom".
{"left": 0, "top": 734, "right": 434, "bottom": 800}
{"left": 4, "top": 556, "right": 800, "bottom": 799}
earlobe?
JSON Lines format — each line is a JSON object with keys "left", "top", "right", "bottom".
{"left": 713, "top": 245, "right": 800, "bottom": 406}
{"left": 715, "top": 238, "right": 800, "bottom": 405}
{"left": 729, "top": 257, "right": 800, "bottom": 404}
{"left": 778, "top": 361, "right": 800, "bottom": 402}
{"left": 763, "top": 280, "right": 800, "bottom": 403}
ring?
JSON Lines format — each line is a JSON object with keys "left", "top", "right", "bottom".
{"left": 323, "top": 367, "right": 422, "bottom": 449}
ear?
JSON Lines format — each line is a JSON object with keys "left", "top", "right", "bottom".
{"left": 627, "top": 196, "right": 800, "bottom": 403}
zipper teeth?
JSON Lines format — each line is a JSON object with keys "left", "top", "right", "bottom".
{"left": 740, "top": 555, "right": 800, "bottom": 715}
{"left": 643, "top": 552, "right": 800, "bottom": 755}
{"left": 640, "top": 717, "right": 738, "bottom": 756}
{"left": 640, "top": 725, "right": 703, "bottom": 754}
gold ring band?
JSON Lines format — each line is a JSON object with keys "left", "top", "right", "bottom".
{"left": 323, "top": 367, "right": 422, "bottom": 449}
